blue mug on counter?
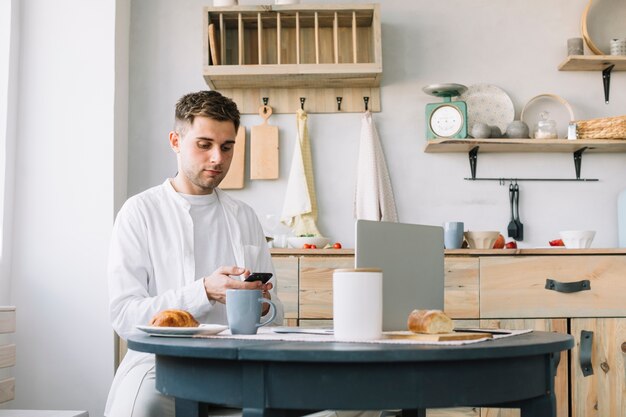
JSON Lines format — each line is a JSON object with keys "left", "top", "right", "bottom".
{"left": 444, "top": 222, "right": 464, "bottom": 249}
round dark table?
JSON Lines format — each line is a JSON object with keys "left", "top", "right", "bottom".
{"left": 128, "top": 331, "right": 573, "bottom": 417}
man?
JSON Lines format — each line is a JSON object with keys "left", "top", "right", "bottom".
{"left": 106, "top": 90, "right": 284, "bottom": 417}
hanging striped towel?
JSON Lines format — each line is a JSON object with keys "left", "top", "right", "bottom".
{"left": 354, "top": 111, "right": 398, "bottom": 222}
{"left": 281, "top": 109, "right": 322, "bottom": 236}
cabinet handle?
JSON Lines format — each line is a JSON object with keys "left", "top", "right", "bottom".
{"left": 545, "top": 278, "right": 591, "bottom": 293}
{"left": 580, "top": 330, "right": 594, "bottom": 377}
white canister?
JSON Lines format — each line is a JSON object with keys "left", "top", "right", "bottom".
{"left": 610, "top": 39, "right": 626, "bottom": 56}
{"left": 213, "top": 0, "right": 238, "bottom": 6}
{"left": 333, "top": 268, "right": 382, "bottom": 341}
{"left": 275, "top": 0, "right": 300, "bottom": 4}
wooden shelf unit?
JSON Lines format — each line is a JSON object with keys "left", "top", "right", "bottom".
{"left": 424, "top": 138, "right": 626, "bottom": 153}
{"left": 558, "top": 55, "right": 626, "bottom": 71}
{"left": 203, "top": 4, "right": 382, "bottom": 113}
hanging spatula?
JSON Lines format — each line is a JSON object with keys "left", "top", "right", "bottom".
{"left": 514, "top": 183, "right": 524, "bottom": 241}
{"left": 507, "top": 183, "right": 518, "bottom": 240}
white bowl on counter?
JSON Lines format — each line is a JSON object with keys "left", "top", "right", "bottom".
{"left": 464, "top": 231, "right": 500, "bottom": 249}
{"left": 287, "top": 236, "right": 330, "bottom": 249}
{"left": 559, "top": 230, "right": 596, "bottom": 248}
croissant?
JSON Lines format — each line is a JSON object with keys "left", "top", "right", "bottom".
{"left": 149, "top": 309, "right": 199, "bottom": 327}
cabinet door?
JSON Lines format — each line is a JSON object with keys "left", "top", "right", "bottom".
{"left": 299, "top": 256, "right": 354, "bottom": 319}
{"left": 481, "top": 256, "right": 626, "bottom": 318}
{"left": 571, "top": 318, "right": 626, "bottom": 417}
{"left": 444, "top": 257, "right": 479, "bottom": 319}
{"left": 272, "top": 255, "right": 299, "bottom": 323}
{"left": 479, "top": 319, "right": 569, "bottom": 417}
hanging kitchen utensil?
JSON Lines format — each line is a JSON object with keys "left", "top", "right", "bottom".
{"left": 514, "top": 183, "right": 524, "bottom": 241}
{"left": 250, "top": 104, "right": 279, "bottom": 180}
{"left": 219, "top": 126, "right": 246, "bottom": 189}
{"left": 507, "top": 183, "right": 518, "bottom": 240}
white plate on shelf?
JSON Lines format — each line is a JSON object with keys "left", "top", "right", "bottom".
{"left": 458, "top": 84, "right": 515, "bottom": 133}
{"left": 136, "top": 324, "right": 228, "bottom": 337}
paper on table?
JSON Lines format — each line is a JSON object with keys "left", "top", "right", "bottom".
{"left": 194, "top": 327, "right": 533, "bottom": 346}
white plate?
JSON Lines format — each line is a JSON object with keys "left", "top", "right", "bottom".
{"left": 136, "top": 324, "right": 228, "bottom": 337}
{"left": 458, "top": 84, "right": 515, "bottom": 133}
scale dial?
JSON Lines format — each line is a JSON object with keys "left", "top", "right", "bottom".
{"left": 429, "top": 105, "right": 464, "bottom": 137}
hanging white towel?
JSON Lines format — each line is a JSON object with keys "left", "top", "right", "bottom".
{"left": 354, "top": 111, "right": 398, "bottom": 222}
{"left": 281, "top": 109, "right": 322, "bottom": 236}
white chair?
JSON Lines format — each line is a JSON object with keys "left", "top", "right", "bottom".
{"left": 0, "top": 306, "right": 88, "bottom": 417}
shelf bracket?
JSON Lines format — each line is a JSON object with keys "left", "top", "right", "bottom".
{"left": 573, "top": 147, "right": 588, "bottom": 180}
{"left": 468, "top": 146, "right": 479, "bottom": 180}
{"left": 602, "top": 64, "right": 615, "bottom": 104}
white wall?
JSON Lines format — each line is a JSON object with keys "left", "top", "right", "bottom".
{"left": 7, "top": 0, "right": 128, "bottom": 415}
{"left": 128, "top": 0, "right": 626, "bottom": 249}
{"left": 0, "top": 0, "right": 19, "bottom": 307}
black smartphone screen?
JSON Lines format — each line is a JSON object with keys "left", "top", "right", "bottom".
{"left": 244, "top": 272, "right": 273, "bottom": 284}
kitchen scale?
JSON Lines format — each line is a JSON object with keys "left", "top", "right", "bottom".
{"left": 423, "top": 83, "right": 468, "bottom": 140}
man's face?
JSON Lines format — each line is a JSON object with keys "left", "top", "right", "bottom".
{"left": 170, "top": 116, "right": 237, "bottom": 195}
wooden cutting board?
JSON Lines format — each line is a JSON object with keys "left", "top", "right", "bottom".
{"left": 250, "top": 105, "right": 279, "bottom": 180}
{"left": 219, "top": 126, "right": 245, "bottom": 189}
{"left": 384, "top": 331, "right": 494, "bottom": 342}
{"left": 208, "top": 23, "right": 219, "bottom": 65}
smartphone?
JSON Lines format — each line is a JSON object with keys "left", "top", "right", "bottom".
{"left": 244, "top": 272, "right": 273, "bottom": 284}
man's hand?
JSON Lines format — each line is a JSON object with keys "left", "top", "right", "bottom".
{"left": 203, "top": 266, "right": 273, "bottom": 304}
{"left": 261, "top": 289, "right": 272, "bottom": 316}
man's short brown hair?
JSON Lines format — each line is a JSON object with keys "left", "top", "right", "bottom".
{"left": 174, "top": 90, "right": 240, "bottom": 134}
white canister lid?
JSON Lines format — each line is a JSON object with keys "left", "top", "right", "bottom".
{"left": 334, "top": 268, "right": 382, "bottom": 273}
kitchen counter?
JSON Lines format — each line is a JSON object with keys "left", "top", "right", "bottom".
{"left": 269, "top": 247, "right": 626, "bottom": 417}
{"left": 271, "top": 248, "right": 626, "bottom": 256}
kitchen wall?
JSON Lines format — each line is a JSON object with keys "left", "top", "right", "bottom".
{"left": 3, "top": 0, "right": 130, "bottom": 414}
{"left": 1, "top": 0, "right": 624, "bottom": 416}
{"left": 129, "top": 0, "right": 626, "bottom": 249}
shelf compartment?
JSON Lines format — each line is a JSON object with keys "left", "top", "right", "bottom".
{"left": 424, "top": 138, "right": 626, "bottom": 153}
{"left": 202, "top": 4, "right": 382, "bottom": 113}
{"left": 558, "top": 55, "right": 626, "bottom": 71}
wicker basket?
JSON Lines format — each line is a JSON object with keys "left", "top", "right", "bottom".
{"left": 576, "top": 115, "right": 626, "bottom": 139}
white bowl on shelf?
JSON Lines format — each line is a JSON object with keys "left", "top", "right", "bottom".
{"left": 464, "top": 231, "right": 500, "bottom": 249}
{"left": 287, "top": 236, "right": 329, "bottom": 249}
{"left": 559, "top": 230, "right": 596, "bottom": 248}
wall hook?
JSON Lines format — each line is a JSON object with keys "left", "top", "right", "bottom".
{"left": 336, "top": 97, "right": 343, "bottom": 111}
{"left": 364, "top": 96, "right": 369, "bottom": 111}
{"left": 262, "top": 97, "right": 269, "bottom": 113}
{"left": 300, "top": 97, "right": 306, "bottom": 110}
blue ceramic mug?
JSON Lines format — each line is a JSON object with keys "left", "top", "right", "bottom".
{"left": 444, "top": 222, "right": 464, "bottom": 249}
{"left": 226, "top": 289, "right": 276, "bottom": 335}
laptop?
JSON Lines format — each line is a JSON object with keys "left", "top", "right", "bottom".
{"left": 355, "top": 219, "right": 444, "bottom": 331}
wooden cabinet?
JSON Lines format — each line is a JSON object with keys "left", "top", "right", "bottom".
{"left": 570, "top": 318, "right": 626, "bottom": 417}
{"left": 479, "top": 255, "right": 626, "bottom": 318}
{"left": 271, "top": 248, "right": 626, "bottom": 417}
{"left": 203, "top": 4, "right": 382, "bottom": 113}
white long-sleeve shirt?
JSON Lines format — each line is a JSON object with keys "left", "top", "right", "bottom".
{"left": 106, "top": 179, "right": 283, "bottom": 414}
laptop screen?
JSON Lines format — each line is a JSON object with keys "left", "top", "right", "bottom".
{"left": 354, "top": 220, "right": 445, "bottom": 331}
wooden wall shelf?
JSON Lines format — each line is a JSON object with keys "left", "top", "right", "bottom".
{"left": 203, "top": 4, "right": 382, "bottom": 113}
{"left": 558, "top": 55, "right": 626, "bottom": 71}
{"left": 424, "top": 138, "right": 626, "bottom": 153}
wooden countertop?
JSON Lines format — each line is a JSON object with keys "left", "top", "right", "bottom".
{"left": 270, "top": 248, "right": 626, "bottom": 256}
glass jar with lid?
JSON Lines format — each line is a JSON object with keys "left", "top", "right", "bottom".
{"left": 534, "top": 111, "right": 558, "bottom": 139}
